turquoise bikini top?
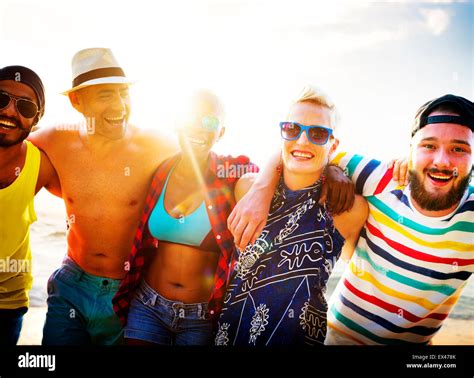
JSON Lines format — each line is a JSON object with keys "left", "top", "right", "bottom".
{"left": 148, "top": 167, "right": 218, "bottom": 251}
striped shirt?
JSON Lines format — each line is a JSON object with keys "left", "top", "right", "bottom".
{"left": 327, "top": 152, "right": 474, "bottom": 345}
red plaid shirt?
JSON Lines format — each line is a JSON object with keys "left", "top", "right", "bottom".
{"left": 112, "top": 152, "right": 258, "bottom": 326}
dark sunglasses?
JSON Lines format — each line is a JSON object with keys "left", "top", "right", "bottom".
{"left": 279, "top": 121, "right": 333, "bottom": 145}
{"left": 0, "top": 91, "right": 39, "bottom": 119}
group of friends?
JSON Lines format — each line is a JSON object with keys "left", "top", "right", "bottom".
{"left": 0, "top": 47, "right": 472, "bottom": 346}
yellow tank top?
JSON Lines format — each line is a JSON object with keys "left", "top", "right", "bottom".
{"left": 0, "top": 141, "right": 40, "bottom": 309}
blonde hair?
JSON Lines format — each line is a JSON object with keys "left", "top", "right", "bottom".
{"left": 291, "top": 84, "right": 339, "bottom": 130}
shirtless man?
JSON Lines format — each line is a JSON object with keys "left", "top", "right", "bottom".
{"left": 0, "top": 65, "right": 60, "bottom": 345}
{"left": 30, "top": 48, "right": 353, "bottom": 345}
{"left": 30, "top": 48, "right": 279, "bottom": 345}
{"left": 28, "top": 48, "right": 180, "bottom": 345}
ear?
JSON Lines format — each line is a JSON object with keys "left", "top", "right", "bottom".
{"left": 31, "top": 114, "right": 40, "bottom": 127}
{"left": 68, "top": 92, "right": 82, "bottom": 113}
{"left": 408, "top": 143, "right": 414, "bottom": 171}
{"left": 217, "top": 125, "right": 226, "bottom": 141}
{"left": 329, "top": 137, "right": 339, "bottom": 156}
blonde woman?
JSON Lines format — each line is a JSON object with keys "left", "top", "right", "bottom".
{"left": 215, "top": 86, "right": 368, "bottom": 345}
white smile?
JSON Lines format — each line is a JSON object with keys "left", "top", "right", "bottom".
{"left": 291, "top": 150, "right": 314, "bottom": 159}
{"left": 0, "top": 120, "right": 17, "bottom": 129}
{"left": 104, "top": 116, "right": 125, "bottom": 125}
{"left": 187, "top": 136, "right": 207, "bottom": 146}
{"left": 427, "top": 172, "right": 453, "bottom": 182}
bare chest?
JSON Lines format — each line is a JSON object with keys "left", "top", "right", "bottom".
{"left": 55, "top": 146, "right": 157, "bottom": 209}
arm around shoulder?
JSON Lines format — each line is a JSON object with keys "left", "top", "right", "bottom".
{"left": 27, "top": 125, "right": 58, "bottom": 152}
{"left": 140, "top": 129, "right": 179, "bottom": 165}
{"left": 234, "top": 173, "right": 257, "bottom": 202}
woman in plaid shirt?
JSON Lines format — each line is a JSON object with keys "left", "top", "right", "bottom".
{"left": 112, "top": 90, "right": 264, "bottom": 345}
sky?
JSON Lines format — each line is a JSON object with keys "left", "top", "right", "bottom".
{"left": 0, "top": 0, "right": 472, "bottom": 166}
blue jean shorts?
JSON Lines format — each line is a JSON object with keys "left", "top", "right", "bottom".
{"left": 0, "top": 306, "right": 27, "bottom": 345}
{"left": 42, "top": 256, "right": 123, "bottom": 345}
{"left": 125, "top": 280, "right": 213, "bottom": 345}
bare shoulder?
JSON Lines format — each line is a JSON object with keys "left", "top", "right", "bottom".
{"left": 129, "top": 125, "right": 179, "bottom": 163}
{"left": 28, "top": 125, "right": 57, "bottom": 148}
{"left": 333, "top": 195, "right": 368, "bottom": 237}
{"left": 130, "top": 126, "right": 176, "bottom": 147}
{"left": 28, "top": 124, "right": 75, "bottom": 151}
{"left": 235, "top": 173, "right": 258, "bottom": 201}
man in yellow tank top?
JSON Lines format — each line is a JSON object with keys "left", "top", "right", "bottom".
{"left": 0, "top": 66, "right": 61, "bottom": 345}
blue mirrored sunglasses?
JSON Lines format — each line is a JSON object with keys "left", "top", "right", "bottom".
{"left": 176, "top": 115, "right": 220, "bottom": 132}
{"left": 201, "top": 116, "right": 220, "bottom": 131}
{"left": 279, "top": 121, "right": 333, "bottom": 145}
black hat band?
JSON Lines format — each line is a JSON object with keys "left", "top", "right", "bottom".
{"left": 420, "top": 115, "right": 471, "bottom": 128}
{"left": 73, "top": 67, "right": 126, "bottom": 88}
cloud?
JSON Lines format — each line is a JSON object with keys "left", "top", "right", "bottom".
{"left": 420, "top": 8, "right": 451, "bottom": 35}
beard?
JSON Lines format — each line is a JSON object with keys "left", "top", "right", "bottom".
{"left": 0, "top": 117, "right": 32, "bottom": 148}
{"left": 409, "top": 167, "right": 472, "bottom": 211}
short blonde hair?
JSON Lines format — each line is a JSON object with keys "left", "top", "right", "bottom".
{"left": 291, "top": 84, "right": 339, "bottom": 130}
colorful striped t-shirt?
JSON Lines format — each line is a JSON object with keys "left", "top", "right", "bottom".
{"left": 327, "top": 152, "right": 474, "bottom": 345}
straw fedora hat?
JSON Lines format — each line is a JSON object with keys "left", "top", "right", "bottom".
{"left": 62, "top": 48, "right": 132, "bottom": 95}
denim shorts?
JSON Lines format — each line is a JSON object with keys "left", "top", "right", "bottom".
{"left": 125, "top": 280, "right": 213, "bottom": 345}
{"left": 42, "top": 256, "right": 123, "bottom": 345}
{"left": 0, "top": 306, "right": 27, "bottom": 345}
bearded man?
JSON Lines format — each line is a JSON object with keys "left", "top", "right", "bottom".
{"left": 0, "top": 66, "right": 60, "bottom": 345}
{"left": 326, "top": 94, "right": 473, "bottom": 345}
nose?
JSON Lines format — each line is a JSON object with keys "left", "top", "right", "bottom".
{"left": 432, "top": 147, "right": 450, "bottom": 168}
{"left": 111, "top": 93, "right": 127, "bottom": 112}
{"left": 295, "top": 129, "right": 310, "bottom": 146}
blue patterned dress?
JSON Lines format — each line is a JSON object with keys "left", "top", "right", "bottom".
{"left": 215, "top": 176, "right": 345, "bottom": 345}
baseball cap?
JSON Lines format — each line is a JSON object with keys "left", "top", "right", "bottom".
{"left": 411, "top": 94, "right": 473, "bottom": 137}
